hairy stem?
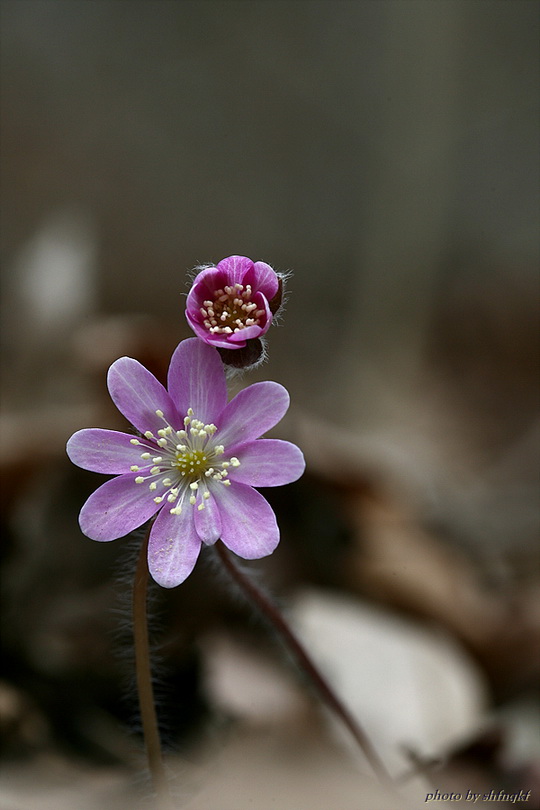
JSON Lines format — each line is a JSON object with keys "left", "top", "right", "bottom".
{"left": 215, "top": 541, "right": 393, "bottom": 785}
{"left": 133, "top": 527, "right": 174, "bottom": 809}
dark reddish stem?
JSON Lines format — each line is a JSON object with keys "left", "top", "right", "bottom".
{"left": 133, "top": 527, "right": 174, "bottom": 809}
{"left": 215, "top": 541, "right": 394, "bottom": 786}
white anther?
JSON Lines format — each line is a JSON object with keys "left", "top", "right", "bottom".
{"left": 214, "top": 445, "right": 224, "bottom": 455}
{"left": 176, "top": 444, "right": 187, "bottom": 452}
{"left": 230, "top": 457, "right": 240, "bottom": 467}
{"left": 157, "top": 438, "right": 168, "bottom": 447}
{"left": 130, "top": 465, "right": 140, "bottom": 472}
{"left": 144, "top": 431, "right": 154, "bottom": 439}
{"left": 149, "top": 482, "right": 157, "bottom": 491}
{"left": 223, "top": 326, "right": 233, "bottom": 334}
{"left": 152, "top": 456, "right": 163, "bottom": 463}
{"left": 222, "top": 479, "right": 231, "bottom": 486}
{"left": 189, "top": 482, "right": 198, "bottom": 490}
{"left": 203, "top": 300, "right": 213, "bottom": 307}
{"left": 187, "top": 408, "right": 194, "bottom": 416}
{"left": 150, "top": 466, "right": 161, "bottom": 475}
{"left": 153, "top": 496, "right": 163, "bottom": 504}
{"left": 130, "top": 438, "right": 140, "bottom": 445}
{"left": 140, "top": 452, "right": 151, "bottom": 459}
{"left": 197, "top": 503, "right": 205, "bottom": 511}
{"left": 155, "top": 409, "right": 164, "bottom": 418}
{"left": 158, "top": 429, "right": 167, "bottom": 437}
{"left": 221, "top": 461, "right": 230, "bottom": 468}
{"left": 162, "top": 478, "right": 172, "bottom": 486}
{"left": 135, "top": 476, "right": 145, "bottom": 484}
{"left": 189, "top": 495, "right": 196, "bottom": 505}
{"left": 203, "top": 491, "right": 210, "bottom": 500}
{"left": 167, "top": 493, "right": 176, "bottom": 502}
{"left": 170, "top": 506, "right": 182, "bottom": 515}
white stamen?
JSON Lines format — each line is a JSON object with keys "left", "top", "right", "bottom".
{"left": 130, "top": 438, "right": 140, "bottom": 445}
{"left": 135, "top": 476, "right": 145, "bottom": 484}
{"left": 130, "top": 465, "right": 140, "bottom": 471}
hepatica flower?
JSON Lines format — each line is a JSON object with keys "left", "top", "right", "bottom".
{"left": 186, "top": 255, "right": 281, "bottom": 350}
{"left": 67, "top": 339, "right": 305, "bottom": 588}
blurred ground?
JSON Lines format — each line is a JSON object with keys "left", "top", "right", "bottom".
{"left": 1, "top": 1, "right": 539, "bottom": 809}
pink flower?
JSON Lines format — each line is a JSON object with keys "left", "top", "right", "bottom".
{"left": 66, "top": 339, "right": 305, "bottom": 588}
{"left": 185, "top": 255, "right": 281, "bottom": 349}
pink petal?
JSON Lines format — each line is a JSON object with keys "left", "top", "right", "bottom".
{"left": 147, "top": 505, "right": 201, "bottom": 588}
{"left": 194, "top": 491, "right": 222, "bottom": 545}
{"left": 185, "top": 309, "right": 237, "bottom": 349}
{"left": 167, "top": 338, "right": 227, "bottom": 424}
{"left": 67, "top": 429, "right": 150, "bottom": 473}
{"left": 217, "top": 382, "right": 290, "bottom": 447}
{"left": 215, "top": 482, "right": 279, "bottom": 559}
{"left": 79, "top": 473, "right": 161, "bottom": 541}
{"left": 226, "top": 440, "right": 305, "bottom": 487}
{"left": 251, "top": 261, "right": 279, "bottom": 299}
{"left": 226, "top": 323, "right": 266, "bottom": 343}
{"left": 107, "top": 357, "right": 178, "bottom": 435}
{"left": 215, "top": 255, "right": 254, "bottom": 285}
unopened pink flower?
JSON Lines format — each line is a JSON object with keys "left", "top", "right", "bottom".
{"left": 185, "top": 255, "right": 281, "bottom": 349}
{"left": 67, "top": 339, "right": 304, "bottom": 588}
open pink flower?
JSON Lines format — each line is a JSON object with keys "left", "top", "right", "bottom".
{"left": 186, "top": 255, "right": 281, "bottom": 349}
{"left": 67, "top": 339, "right": 305, "bottom": 588}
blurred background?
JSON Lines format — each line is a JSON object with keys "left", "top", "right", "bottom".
{"left": 1, "top": 1, "right": 539, "bottom": 808}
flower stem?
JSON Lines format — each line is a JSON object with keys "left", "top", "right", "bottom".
{"left": 133, "top": 527, "right": 174, "bottom": 809}
{"left": 215, "top": 542, "right": 394, "bottom": 786}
